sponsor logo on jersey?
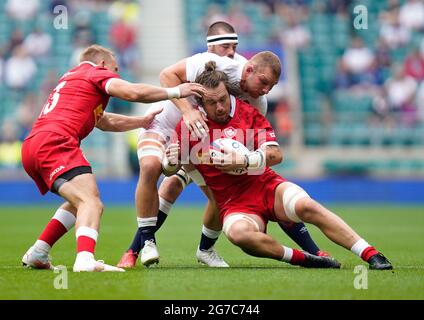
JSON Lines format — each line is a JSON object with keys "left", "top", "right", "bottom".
{"left": 50, "top": 165, "right": 65, "bottom": 181}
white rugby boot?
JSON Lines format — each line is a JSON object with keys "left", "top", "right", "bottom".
{"left": 73, "top": 252, "right": 125, "bottom": 272}
{"left": 22, "top": 245, "right": 55, "bottom": 270}
{"left": 140, "top": 240, "right": 160, "bottom": 267}
{"left": 196, "top": 246, "right": 229, "bottom": 267}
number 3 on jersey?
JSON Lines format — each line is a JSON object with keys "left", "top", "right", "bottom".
{"left": 41, "top": 81, "right": 67, "bottom": 115}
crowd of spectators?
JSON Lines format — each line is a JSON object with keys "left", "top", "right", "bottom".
{"left": 0, "top": 0, "right": 140, "bottom": 170}
{"left": 2, "top": 0, "right": 424, "bottom": 171}
{"left": 194, "top": 0, "right": 424, "bottom": 144}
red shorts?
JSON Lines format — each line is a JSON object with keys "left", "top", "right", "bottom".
{"left": 21, "top": 131, "right": 90, "bottom": 195}
{"left": 219, "top": 170, "right": 286, "bottom": 225}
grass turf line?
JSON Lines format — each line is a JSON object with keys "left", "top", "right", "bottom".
{"left": 0, "top": 205, "right": 423, "bottom": 299}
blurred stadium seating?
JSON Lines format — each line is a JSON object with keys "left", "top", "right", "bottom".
{"left": 0, "top": 0, "right": 137, "bottom": 176}
{"left": 0, "top": 0, "right": 423, "bottom": 180}
{"left": 185, "top": 0, "right": 424, "bottom": 177}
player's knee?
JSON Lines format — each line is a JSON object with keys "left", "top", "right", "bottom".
{"left": 296, "top": 198, "right": 323, "bottom": 223}
{"left": 81, "top": 196, "right": 104, "bottom": 215}
{"left": 95, "top": 199, "right": 105, "bottom": 216}
{"left": 139, "top": 159, "right": 162, "bottom": 181}
{"left": 226, "top": 225, "right": 251, "bottom": 247}
{"left": 282, "top": 182, "right": 311, "bottom": 223}
{"left": 223, "top": 215, "right": 259, "bottom": 246}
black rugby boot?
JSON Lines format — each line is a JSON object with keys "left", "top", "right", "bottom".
{"left": 368, "top": 253, "right": 393, "bottom": 270}
{"left": 302, "top": 252, "right": 341, "bottom": 269}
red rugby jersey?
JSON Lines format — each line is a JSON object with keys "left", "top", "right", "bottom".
{"left": 27, "top": 61, "right": 120, "bottom": 141}
{"left": 176, "top": 97, "right": 279, "bottom": 209}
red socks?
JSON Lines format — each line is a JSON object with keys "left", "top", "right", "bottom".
{"left": 37, "top": 209, "right": 76, "bottom": 248}
{"left": 76, "top": 226, "right": 98, "bottom": 254}
{"left": 361, "top": 246, "right": 379, "bottom": 262}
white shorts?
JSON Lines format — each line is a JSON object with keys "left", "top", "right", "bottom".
{"left": 138, "top": 100, "right": 182, "bottom": 143}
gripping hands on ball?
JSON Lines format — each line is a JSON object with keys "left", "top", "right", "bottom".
{"left": 210, "top": 138, "right": 266, "bottom": 175}
{"left": 209, "top": 139, "right": 247, "bottom": 175}
{"left": 211, "top": 146, "right": 247, "bottom": 172}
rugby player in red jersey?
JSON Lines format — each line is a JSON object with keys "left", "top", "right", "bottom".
{"left": 21, "top": 45, "right": 205, "bottom": 272}
{"left": 163, "top": 62, "right": 393, "bottom": 270}
{"left": 118, "top": 22, "right": 329, "bottom": 269}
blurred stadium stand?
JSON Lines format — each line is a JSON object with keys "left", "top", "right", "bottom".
{"left": 0, "top": 0, "right": 424, "bottom": 189}
{"left": 185, "top": 0, "right": 424, "bottom": 178}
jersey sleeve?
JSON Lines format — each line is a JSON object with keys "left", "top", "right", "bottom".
{"left": 186, "top": 52, "right": 241, "bottom": 84}
{"left": 252, "top": 110, "right": 278, "bottom": 150}
{"left": 186, "top": 53, "right": 206, "bottom": 82}
{"left": 89, "top": 68, "right": 120, "bottom": 95}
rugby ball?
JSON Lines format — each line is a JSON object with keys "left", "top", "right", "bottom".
{"left": 209, "top": 138, "right": 250, "bottom": 175}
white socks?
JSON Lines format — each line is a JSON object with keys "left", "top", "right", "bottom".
{"left": 202, "top": 225, "right": 221, "bottom": 239}
{"left": 159, "top": 197, "right": 172, "bottom": 215}
{"left": 281, "top": 246, "right": 293, "bottom": 262}
{"left": 53, "top": 208, "right": 76, "bottom": 231}
{"left": 137, "top": 217, "right": 157, "bottom": 228}
{"left": 350, "top": 239, "right": 370, "bottom": 257}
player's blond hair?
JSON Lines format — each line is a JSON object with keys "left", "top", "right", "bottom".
{"left": 80, "top": 44, "right": 115, "bottom": 64}
{"left": 249, "top": 51, "right": 281, "bottom": 79}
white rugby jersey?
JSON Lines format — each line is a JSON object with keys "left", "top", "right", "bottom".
{"left": 185, "top": 52, "right": 268, "bottom": 115}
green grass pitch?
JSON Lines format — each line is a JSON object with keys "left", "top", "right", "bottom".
{"left": 0, "top": 205, "right": 423, "bottom": 300}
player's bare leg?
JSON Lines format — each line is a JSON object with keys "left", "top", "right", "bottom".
{"left": 157, "top": 172, "right": 187, "bottom": 227}
{"left": 223, "top": 213, "right": 340, "bottom": 268}
{"left": 196, "top": 186, "right": 229, "bottom": 267}
{"left": 118, "top": 171, "right": 182, "bottom": 268}
{"left": 22, "top": 202, "right": 77, "bottom": 270}
{"left": 274, "top": 182, "right": 393, "bottom": 270}
{"left": 156, "top": 172, "right": 228, "bottom": 267}
{"left": 200, "top": 190, "right": 222, "bottom": 231}
{"left": 58, "top": 173, "right": 124, "bottom": 272}
{"left": 135, "top": 133, "right": 166, "bottom": 266}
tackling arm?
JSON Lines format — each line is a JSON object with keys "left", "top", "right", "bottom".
{"left": 160, "top": 59, "right": 209, "bottom": 139}
{"left": 95, "top": 109, "right": 163, "bottom": 132}
{"left": 159, "top": 59, "right": 193, "bottom": 114}
{"left": 107, "top": 78, "right": 204, "bottom": 103}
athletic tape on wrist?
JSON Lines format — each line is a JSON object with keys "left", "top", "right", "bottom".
{"left": 166, "top": 87, "right": 181, "bottom": 99}
{"left": 246, "top": 149, "right": 265, "bottom": 170}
